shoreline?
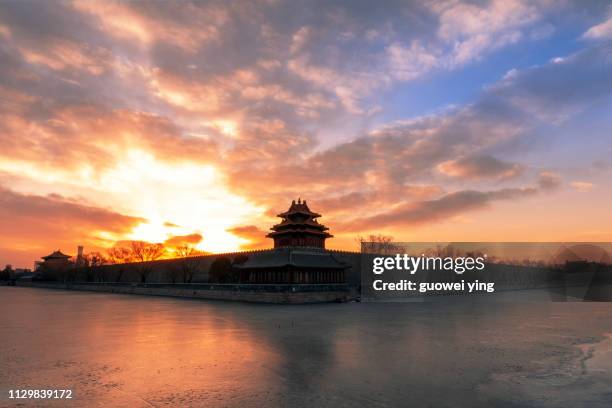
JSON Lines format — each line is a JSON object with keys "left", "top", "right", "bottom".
{"left": 11, "top": 281, "right": 359, "bottom": 304}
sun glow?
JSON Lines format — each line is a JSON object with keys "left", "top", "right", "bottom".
{"left": 127, "top": 221, "right": 248, "bottom": 254}
{"left": 0, "top": 149, "right": 262, "bottom": 254}
{"left": 99, "top": 149, "right": 261, "bottom": 252}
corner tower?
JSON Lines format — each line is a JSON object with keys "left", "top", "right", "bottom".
{"left": 267, "top": 199, "right": 333, "bottom": 248}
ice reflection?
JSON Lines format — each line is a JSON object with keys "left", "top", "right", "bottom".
{"left": 1, "top": 288, "right": 612, "bottom": 407}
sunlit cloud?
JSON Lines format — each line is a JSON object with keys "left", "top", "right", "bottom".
{"left": 96, "top": 149, "right": 263, "bottom": 253}
{"left": 72, "top": 0, "right": 226, "bottom": 51}
{"left": 1, "top": 0, "right": 612, "bottom": 267}
{"left": 570, "top": 181, "right": 594, "bottom": 192}
{"left": 583, "top": 9, "right": 612, "bottom": 40}
{"left": 437, "top": 155, "right": 524, "bottom": 180}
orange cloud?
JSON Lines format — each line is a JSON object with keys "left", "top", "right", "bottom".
{"left": 437, "top": 155, "right": 524, "bottom": 180}
{"left": 19, "top": 40, "right": 112, "bottom": 75}
{"left": 0, "top": 184, "right": 144, "bottom": 266}
{"left": 0, "top": 106, "right": 219, "bottom": 174}
{"left": 164, "top": 233, "right": 203, "bottom": 248}
{"left": 570, "top": 181, "right": 594, "bottom": 192}
{"left": 0, "top": 0, "right": 610, "bottom": 269}
{"left": 336, "top": 185, "right": 541, "bottom": 233}
{"left": 227, "top": 225, "right": 270, "bottom": 250}
{"left": 72, "top": 1, "right": 227, "bottom": 52}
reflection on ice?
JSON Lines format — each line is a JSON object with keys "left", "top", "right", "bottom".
{"left": 1, "top": 287, "right": 612, "bottom": 407}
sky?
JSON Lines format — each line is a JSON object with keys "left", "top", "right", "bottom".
{"left": 1, "top": 0, "right": 612, "bottom": 268}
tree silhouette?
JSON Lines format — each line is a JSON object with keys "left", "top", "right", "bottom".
{"left": 130, "top": 241, "right": 165, "bottom": 262}
{"left": 82, "top": 252, "right": 106, "bottom": 282}
{"left": 106, "top": 246, "right": 132, "bottom": 282}
{"left": 175, "top": 244, "right": 200, "bottom": 283}
{"left": 129, "top": 241, "right": 166, "bottom": 283}
{"left": 357, "top": 234, "right": 400, "bottom": 254}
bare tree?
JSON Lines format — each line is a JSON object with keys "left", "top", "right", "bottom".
{"left": 129, "top": 241, "right": 166, "bottom": 283}
{"left": 357, "top": 234, "right": 400, "bottom": 254}
{"left": 175, "top": 245, "right": 196, "bottom": 258}
{"left": 106, "top": 247, "right": 132, "bottom": 282}
{"left": 107, "top": 247, "right": 131, "bottom": 263}
{"left": 130, "top": 241, "right": 165, "bottom": 262}
{"left": 82, "top": 252, "right": 106, "bottom": 282}
{"left": 174, "top": 244, "right": 200, "bottom": 283}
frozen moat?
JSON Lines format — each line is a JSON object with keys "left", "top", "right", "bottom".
{"left": 1, "top": 287, "right": 612, "bottom": 407}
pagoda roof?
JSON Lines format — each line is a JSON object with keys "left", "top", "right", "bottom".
{"left": 234, "top": 248, "right": 347, "bottom": 270}
{"left": 271, "top": 218, "right": 329, "bottom": 231}
{"left": 267, "top": 229, "right": 333, "bottom": 238}
{"left": 42, "top": 250, "right": 71, "bottom": 260}
{"left": 277, "top": 199, "right": 321, "bottom": 218}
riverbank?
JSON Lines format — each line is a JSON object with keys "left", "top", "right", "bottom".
{"left": 12, "top": 281, "right": 358, "bottom": 304}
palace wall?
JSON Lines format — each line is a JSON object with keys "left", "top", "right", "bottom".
{"left": 56, "top": 249, "right": 606, "bottom": 298}
{"left": 71, "top": 248, "right": 364, "bottom": 286}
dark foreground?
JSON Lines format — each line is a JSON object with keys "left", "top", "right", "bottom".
{"left": 1, "top": 287, "right": 611, "bottom": 407}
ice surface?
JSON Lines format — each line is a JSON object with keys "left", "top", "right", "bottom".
{"left": 1, "top": 287, "right": 611, "bottom": 407}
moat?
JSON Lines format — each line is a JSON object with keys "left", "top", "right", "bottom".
{"left": 1, "top": 287, "right": 612, "bottom": 407}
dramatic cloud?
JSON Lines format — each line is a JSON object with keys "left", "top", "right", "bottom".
{"left": 164, "top": 233, "right": 204, "bottom": 248}
{"left": 0, "top": 0, "right": 611, "bottom": 266}
{"left": 485, "top": 44, "right": 612, "bottom": 122}
{"left": 221, "top": 41, "right": 612, "bottom": 238}
{"left": 433, "top": 0, "right": 548, "bottom": 66}
{"left": 0, "top": 184, "right": 144, "bottom": 264}
{"left": 0, "top": 106, "right": 219, "bottom": 174}
{"left": 229, "top": 41, "right": 595, "bottom": 198}
{"left": 72, "top": 1, "right": 227, "bottom": 51}
{"left": 386, "top": 0, "right": 554, "bottom": 79}
{"left": 437, "top": 155, "right": 524, "bottom": 180}
{"left": 227, "top": 226, "right": 270, "bottom": 250}
{"left": 584, "top": 11, "right": 612, "bottom": 40}
{"left": 338, "top": 173, "right": 559, "bottom": 232}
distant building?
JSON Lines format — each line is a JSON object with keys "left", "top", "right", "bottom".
{"left": 267, "top": 198, "right": 332, "bottom": 249}
{"left": 75, "top": 245, "right": 85, "bottom": 267}
{"left": 40, "top": 250, "right": 72, "bottom": 271}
